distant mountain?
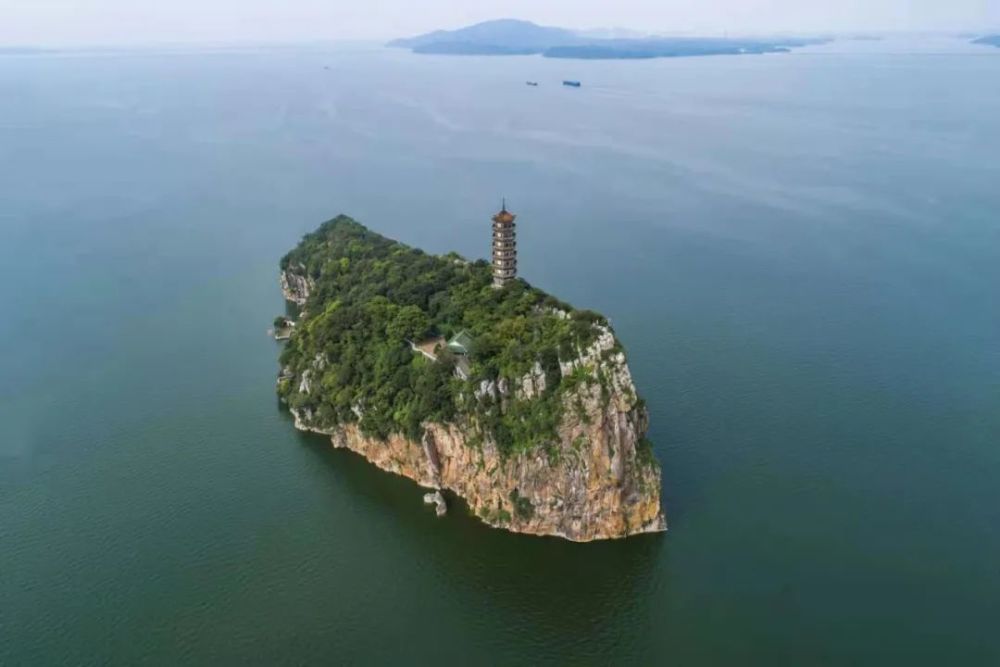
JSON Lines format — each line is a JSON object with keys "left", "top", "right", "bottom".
{"left": 389, "top": 19, "right": 827, "bottom": 60}
{"left": 388, "top": 19, "right": 578, "bottom": 55}
{"left": 971, "top": 35, "right": 1000, "bottom": 47}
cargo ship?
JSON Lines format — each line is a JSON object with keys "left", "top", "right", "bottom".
{"left": 562, "top": 80, "right": 581, "bottom": 87}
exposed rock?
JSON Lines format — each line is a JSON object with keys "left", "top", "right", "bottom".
{"left": 515, "top": 362, "right": 547, "bottom": 400}
{"left": 474, "top": 379, "right": 498, "bottom": 401}
{"left": 280, "top": 268, "right": 314, "bottom": 306}
{"left": 423, "top": 491, "right": 447, "bottom": 516}
{"left": 298, "top": 369, "right": 313, "bottom": 395}
{"left": 291, "top": 341, "right": 666, "bottom": 542}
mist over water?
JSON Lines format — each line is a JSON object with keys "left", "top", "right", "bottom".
{"left": 1, "top": 38, "right": 999, "bottom": 664}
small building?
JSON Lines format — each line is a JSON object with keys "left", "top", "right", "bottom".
{"left": 272, "top": 316, "right": 296, "bottom": 341}
{"left": 447, "top": 330, "right": 474, "bottom": 356}
{"left": 409, "top": 333, "right": 473, "bottom": 381}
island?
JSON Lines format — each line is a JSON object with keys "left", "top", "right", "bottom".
{"left": 275, "top": 214, "right": 666, "bottom": 541}
{"left": 972, "top": 35, "right": 1000, "bottom": 48}
{"left": 388, "top": 18, "right": 826, "bottom": 60}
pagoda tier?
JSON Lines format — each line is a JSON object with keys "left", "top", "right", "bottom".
{"left": 491, "top": 204, "right": 517, "bottom": 288}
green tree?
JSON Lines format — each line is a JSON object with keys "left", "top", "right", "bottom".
{"left": 387, "top": 305, "right": 431, "bottom": 342}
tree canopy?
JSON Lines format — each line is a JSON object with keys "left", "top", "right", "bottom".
{"left": 277, "top": 216, "right": 611, "bottom": 455}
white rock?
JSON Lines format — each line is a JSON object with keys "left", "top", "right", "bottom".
{"left": 423, "top": 491, "right": 447, "bottom": 517}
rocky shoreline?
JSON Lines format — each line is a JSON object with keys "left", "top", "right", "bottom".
{"left": 289, "top": 405, "right": 665, "bottom": 541}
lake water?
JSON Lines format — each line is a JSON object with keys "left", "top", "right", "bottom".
{"left": 1, "top": 38, "right": 998, "bottom": 664}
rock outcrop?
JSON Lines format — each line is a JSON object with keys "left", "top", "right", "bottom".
{"left": 423, "top": 491, "right": 448, "bottom": 517}
{"left": 280, "top": 267, "right": 314, "bottom": 307}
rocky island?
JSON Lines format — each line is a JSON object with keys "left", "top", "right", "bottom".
{"left": 276, "top": 215, "right": 666, "bottom": 541}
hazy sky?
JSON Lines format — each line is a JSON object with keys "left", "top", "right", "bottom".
{"left": 4, "top": 0, "right": 999, "bottom": 46}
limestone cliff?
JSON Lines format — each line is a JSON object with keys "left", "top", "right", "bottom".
{"left": 279, "top": 266, "right": 314, "bottom": 307}
{"left": 287, "top": 322, "right": 665, "bottom": 541}
{"left": 276, "top": 217, "right": 666, "bottom": 542}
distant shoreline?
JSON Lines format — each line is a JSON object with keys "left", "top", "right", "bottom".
{"left": 388, "top": 18, "right": 828, "bottom": 61}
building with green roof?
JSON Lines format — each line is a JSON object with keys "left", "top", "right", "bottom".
{"left": 447, "top": 330, "right": 474, "bottom": 356}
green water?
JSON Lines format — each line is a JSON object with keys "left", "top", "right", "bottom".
{"left": 2, "top": 39, "right": 999, "bottom": 664}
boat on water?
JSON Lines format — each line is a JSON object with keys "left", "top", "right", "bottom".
{"left": 526, "top": 81, "right": 539, "bottom": 86}
{"left": 562, "top": 80, "right": 581, "bottom": 88}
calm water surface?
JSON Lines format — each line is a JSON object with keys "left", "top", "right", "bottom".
{"left": 1, "top": 38, "right": 999, "bottom": 665}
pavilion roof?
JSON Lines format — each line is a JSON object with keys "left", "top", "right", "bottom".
{"left": 447, "top": 330, "right": 475, "bottom": 355}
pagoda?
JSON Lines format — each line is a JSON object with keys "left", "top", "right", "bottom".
{"left": 491, "top": 200, "right": 517, "bottom": 288}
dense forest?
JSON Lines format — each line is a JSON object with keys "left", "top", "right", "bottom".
{"left": 277, "top": 216, "right": 615, "bottom": 456}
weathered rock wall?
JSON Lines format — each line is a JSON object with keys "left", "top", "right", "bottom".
{"left": 280, "top": 268, "right": 314, "bottom": 307}
{"left": 288, "top": 324, "right": 666, "bottom": 542}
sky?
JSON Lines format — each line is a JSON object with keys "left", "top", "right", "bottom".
{"left": 3, "top": 0, "right": 999, "bottom": 46}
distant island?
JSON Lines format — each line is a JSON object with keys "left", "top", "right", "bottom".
{"left": 972, "top": 35, "right": 1000, "bottom": 47}
{"left": 275, "top": 213, "right": 666, "bottom": 541}
{"left": 388, "top": 18, "right": 826, "bottom": 60}
{"left": 0, "top": 47, "right": 52, "bottom": 55}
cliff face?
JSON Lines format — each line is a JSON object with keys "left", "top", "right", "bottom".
{"left": 280, "top": 267, "right": 314, "bottom": 307}
{"left": 283, "top": 269, "right": 665, "bottom": 541}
